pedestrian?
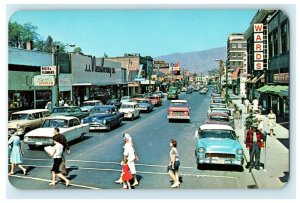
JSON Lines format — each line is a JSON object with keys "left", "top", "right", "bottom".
{"left": 245, "top": 124, "right": 264, "bottom": 172}
{"left": 59, "top": 98, "right": 64, "bottom": 107}
{"left": 120, "top": 157, "right": 132, "bottom": 189}
{"left": 252, "top": 97, "right": 259, "bottom": 113}
{"left": 233, "top": 106, "right": 241, "bottom": 128}
{"left": 122, "top": 133, "right": 139, "bottom": 187}
{"left": 53, "top": 127, "right": 70, "bottom": 176}
{"left": 48, "top": 135, "right": 70, "bottom": 186}
{"left": 267, "top": 109, "right": 277, "bottom": 136}
{"left": 8, "top": 129, "right": 27, "bottom": 176}
{"left": 244, "top": 98, "right": 250, "bottom": 114}
{"left": 45, "top": 101, "right": 52, "bottom": 112}
{"left": 168, "top": 139, "right": 180, "bottom": 188}
{"left": 256, "top": 110, "right": 264, "bottom": 132}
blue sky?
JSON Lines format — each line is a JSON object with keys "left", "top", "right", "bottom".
{"left": 9, "top": 9, "right": 257, "bottom": 57}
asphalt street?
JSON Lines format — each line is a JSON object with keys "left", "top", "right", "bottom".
{"left": 8, "top": 90, "right": 258, "bottom": 189}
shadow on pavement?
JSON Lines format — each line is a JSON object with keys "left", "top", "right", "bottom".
{"left": 197, "top": 164, "right": 244, "bottom": 172}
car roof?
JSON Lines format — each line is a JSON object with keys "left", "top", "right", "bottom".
{"left": 121, "top": 102, "right": 136, "bottom": 105}
{"left": 12, "top": 109, "right": 49, "bottom": 114}
{"left": 53, "top": 106, "right": 79, "bottom": 108}
{"left": 200, "top": 124, "right": 233, "bottom": 131}
{"left": 210, "top": 107, "right": 230, "bottom": 110}
{"left": 170, "top": 100, "right": 187, "bottom": 103}
{"left": 46, "top": 116, "right": 78, "bottom": 120}
{"left": 208, "top": 112, "right": 229, "bottom": 117}
{"left": 93, "top": 105, "right": 116, "bottom": 108}
{"left": 83, "top": 100, "right": 102, "bottom": 103}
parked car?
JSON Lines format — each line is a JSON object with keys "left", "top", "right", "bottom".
{"left": 167, "top": 87, "right": 179, "bottom": 100}
{"left": 199, "top": 88, "right": 208, "bottom": 94}
{"left": 106, "top": 98, "right": 122, "bottom": 108}
{"left": 119, "top": 102, "right": 140, "bottom": 120}
{"left": 211, "top": 93, "right": 221, "bottom": 97}
{"left": 186, "top": 87, "right": 193, "bottom": 94}
{"left": 181, "top": 87, "right": 187, "bottom": 92}
{"left": 81, "top": 100, "right": 103, "bottom": 112}
{"left": 82, "top": 105, "right": 123, "bottom": 131}
{"left": 120, "top": 96, "right": 132, "bottom": 104}
{"left": 154, "top": 91, "right": 164, "bottom": 99}
{"left": 208, "top": 107, "right": 234, "bottom": 118}
{"left": 194, "top": 124, "right": 244, "bottom": 168}
{"left": 205, "top": 112, "right": 234, "bottom": 129}
{"left": 51, "top": 106, "right": 90, "bottom": 120}
{"left": 134, "top": 98, "right": 154, "bottom": 112}
{"left": 211, "top": 98, "right": 226, "bottom": 104}
{"left": 23, "top": 116, "right": 89, "bottom": 149}
{"left": 146, "top": 95, "right": 162, "bottom": 106}
{"left": 167, "top": 100, "right": 190, "bottom": 122}
{"left": 8, "top": 109, "right": 50, "bottom": 139}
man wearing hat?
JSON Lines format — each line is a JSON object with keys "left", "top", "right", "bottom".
{"left": 245, "top": 123, "right": 264, "bottom": 172}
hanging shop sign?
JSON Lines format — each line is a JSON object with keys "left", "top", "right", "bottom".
{"left": 41, "top": 66, "right": 57, "bottom": 75}
{"left": 253, "top": 23, "right": 268, "bottom": 70}
{"left": 33, "top": 75, "right": 55, "bottom": 86}
{"left": 273, "top": 73, "right": 289, "bottom": 83}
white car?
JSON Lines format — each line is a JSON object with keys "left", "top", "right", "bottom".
{"left": 23, "top": 116, "right": 89, "bottom": 149}
{"left": 120, "top": 96, "right": 132, "bottom": 104}
{"left": 119, "top": 102, "right": 140, "bottom": 120}
{"left": 81, "top": 100, "right": 103, "bottom": 112}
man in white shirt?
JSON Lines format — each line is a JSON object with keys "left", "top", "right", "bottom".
{"left": 252, "top": 97, "right": 259, "bottom": 113}
{"left": 244, "top": 98, "right": 250, "bottom": 114}
{"left": 256, "top": 110, "right": 264, "bottom": 132}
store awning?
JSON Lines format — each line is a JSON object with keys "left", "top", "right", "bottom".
{"left": 269, "top": 85, "right": 289, "bottom": 95}
{"left": 256, "top": 85, "right": 272, "bottom": 93}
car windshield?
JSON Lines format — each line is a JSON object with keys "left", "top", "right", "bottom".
{"left": 42, "top": 119, "right": 68, "bottom": 128}
{"left": 90, "top": 108, "right": 111, "bottom": 114}
{"left": 82, "top": 102, "right": 96, "bottom": 107}
{"left": 137, "top": 100, "right": 149, "bottom": 104}
{"left": 211, "top": 109, "right": 231, "bottom": 115}
{"left": 121, "top": 104, "right": 133, "bottom": 109}
{"left": 10, "top": 113, "right": 30, "bottom": 120}
{"left": 121, "top": 97, "right": 130, "bottom": 100}
{"left": 168, "top": 90, "right": 176, "bottom": 94}
{"left": 170, "top": 102, "right": 188, "bottom": 107}
{"left": 212, "top": 99, "right": 225, "bottom": 104}
{"left": 209, "top": 116, "right": 229, "bottom": 122}
{"left": 200, "top": 129, "right": 234, "bottom": 139}
{"left": 52, "top": 108, "right": 71, "bottom": 113}
{"left": 210, "top": 104, "right": 226, "bottom": 108}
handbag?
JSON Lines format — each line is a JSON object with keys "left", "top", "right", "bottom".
{"left": 44, "top": 146, "right": 55, "bottom": 157}
{"left": 167, "top": 160, "right": 180, "bottom": 171}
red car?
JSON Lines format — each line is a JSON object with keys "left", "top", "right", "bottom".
{"left": 167, "top": 100, "right": 190, "bottom": 122}
{"left": 147, "top": 95, "right": 162, "bottom": 106}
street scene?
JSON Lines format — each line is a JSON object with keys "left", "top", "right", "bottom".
{"left": 7, "top": 9, "right": 289, "bottom": 190}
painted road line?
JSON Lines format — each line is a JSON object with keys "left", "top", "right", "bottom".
{"left": 16, "top": 164, "right": 238, "bottom": 180}
{"left": 9, "top": 174, "right": 101, "bottom": 189}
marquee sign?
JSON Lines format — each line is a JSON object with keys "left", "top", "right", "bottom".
{"left": 41, "top": 66, "right": 56, "bottom": 75}
{"left": 253, "top": 23, "right": 268, "bottom": 70}
{"left": 33, "top": 75, "right": 55, "bottom": 86}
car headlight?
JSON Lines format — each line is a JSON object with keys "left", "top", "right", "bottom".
{"left": 237, "top": 149, "right": 243, "bottom": 155}
{"left": 81, "top": 119, "right": 84, "bottom": 124}
{"left": 103, "top": 120, "right": 106, "bottom": 124}
{"left": 16, "top": 124, "right": 21, "bottom": 129}
{"left": 199, "top": 147, "right": 205, "bottom": 153}
{"left": 24, "top": 137, "right": 29, "bottom": 141}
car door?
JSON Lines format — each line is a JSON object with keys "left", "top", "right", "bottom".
{"left": 65, "top": 119, "right": 76, "bottom": 141}
{"left": 73, "top": 118, "right": 88, "bottom": 138}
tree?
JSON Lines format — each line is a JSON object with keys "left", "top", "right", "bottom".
{"left": 43, "top": 35, "right": 54, "bottom": 53}
{"left": 21, "top": 23, "right": 38, "bottom": 47}
{"left": 244, "top": 109, "right": 258, "bottom": 130}
{"left": 73, "top": 47, "right": 83, "bottom": 54}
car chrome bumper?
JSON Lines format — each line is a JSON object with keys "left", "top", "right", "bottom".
{"left": 167, "top": 115, "right": 190, "bottom": 120}
{"left": 196, "top": 156, "right": 243, "bottom": 165}
{"left": 24, "top": 140, "right": 53, "bottom": 146}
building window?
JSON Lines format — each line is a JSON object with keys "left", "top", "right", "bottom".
{"left": 269, "top": 33, "right": 273, "bottom": 57}
{"left": 232, "top": 52, "right": 236, "bottom": 57}
{"left": 273, "top": 30, "right": 278, "bottom": 56}
{"left": 231, "top": 43, "right": 237, "bottom": 48}
{"left": 243, "top": 43, "right": 247, "bottom": 48}
{"left": 237, "top": 43, "right": 242, "bottom": 48}
{"left": 237, "top": 52, "right": 242, "bottom": 57}
{"left": 281, "top": 22, "right": 288, "bottom": 53}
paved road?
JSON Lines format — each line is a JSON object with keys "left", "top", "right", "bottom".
{"left": 8, "top": 90, "right": 258, "bottom": 189}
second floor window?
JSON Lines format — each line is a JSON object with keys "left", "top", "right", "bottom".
{"left": 281, "top": 22, "right": 289, "bottom": 53}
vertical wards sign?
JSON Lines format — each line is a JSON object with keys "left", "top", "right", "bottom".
{"left": 253, "top": 23, "right": 268, "bottom": 70}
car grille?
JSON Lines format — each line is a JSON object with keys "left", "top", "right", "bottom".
{"left": 205, "top": 153, "right": 235, "bottom": 159}
{"left": 172, "top": 111, "right": 187, "bottom": 116}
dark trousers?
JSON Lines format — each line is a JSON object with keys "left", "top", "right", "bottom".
{"left": 249, "top": 143, "right": 261, "bottom": 167}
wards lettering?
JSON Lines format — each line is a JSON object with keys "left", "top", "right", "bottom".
{"left": 84, "top": 57, "right": 115, "bottom": 77}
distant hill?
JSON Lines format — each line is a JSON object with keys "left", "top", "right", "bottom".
{"left": 154, "top": 46, "right": 227, "bottom": 74}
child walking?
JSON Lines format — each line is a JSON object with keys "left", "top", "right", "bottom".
{"left": 121, "top": 157, "right": 132, "bottom": 189}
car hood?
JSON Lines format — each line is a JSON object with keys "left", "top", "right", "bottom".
{"left": 25, "top": 127, "right": 69, "bottom": 138}
{"left": 119, "top": 108, "right": 134, "bottom": 113}
{"left": 205, "top": 120, "right": 230, "bottom": 125}
{"left": 197, "top": 138, "right": 241, "bottom": 153}
{"left": 81, "top": 106, "right": 94, "bottom": 111}
{"left": 137, "top": 103, "right": 150, "bottom": 107}
{"left": 8, "top": 120, "right": 30, "bottom": 127}
{"left": 84, "top": 113, "right": 111, "bottom": 121}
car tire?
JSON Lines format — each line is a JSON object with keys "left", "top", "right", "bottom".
{"left": 80, "top": 133, "right": 85, "bottom": 141}
{"left": 131, "top": 115, "right": 134, "bottom": 121}
{"left": 197, "top": 163, "right": 202, "bottom": 170}
{"left": 107, "top": 123, "right": 111, "bottom": 131}
{"left": 28, "top": 144, "right": 36, "bottom": 150}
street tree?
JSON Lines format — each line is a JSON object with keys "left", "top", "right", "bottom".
{"left": 73, "top": 47, "right": 83, "bottom": 54}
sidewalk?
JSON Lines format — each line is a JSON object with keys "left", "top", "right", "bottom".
{"left": 232, "top": 99, "right": 289, "bottom": 189}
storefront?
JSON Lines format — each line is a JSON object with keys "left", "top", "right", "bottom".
{"left": 71, "top": 54, "right": 126, "bottom": 104}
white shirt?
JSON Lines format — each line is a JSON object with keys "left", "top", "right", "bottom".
{"left": 253, "top": 99, "right": 259, "bottom": 110}
{"left": 123, "top": 142, "right": 135, "bottom": 162}
{"left": 244, "top": 99, "right": 250, "bottom": 106}
{"left": 52, "top": 143, "right": 64, "bottom": 158}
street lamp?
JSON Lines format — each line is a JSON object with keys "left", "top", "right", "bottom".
{"left": 52, "top": 43, "right": 76, "bottom": 108}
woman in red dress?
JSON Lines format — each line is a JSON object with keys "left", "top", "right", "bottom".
{"left": 121, "top": 157, "right": 132, "bottom": 189}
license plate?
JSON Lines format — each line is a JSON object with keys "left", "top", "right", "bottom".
{"left": 35, "top": 142, "right": 43, "bottom": 146}
{"left": 216, "top": 159, "right": 225, "bottom": 164}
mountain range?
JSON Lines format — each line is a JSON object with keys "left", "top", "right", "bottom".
{"left": 154, "top": 46, "right": 227, "bottom": 74}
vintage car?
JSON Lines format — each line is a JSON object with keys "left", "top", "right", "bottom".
{"left": 167, "top": 100, "right": 190, "bottom": 122}
{"left": 8, "top": 109, "right": 50, "bottom": 139}
{"left": 23, "top": 116, "right": 89, "bottom": 149}
{"left": 119, "top": 102, "right": 140, "bottom": 120}
{"left": 51, "top": 106, "right": 90, "bottom": 120}
{"left": 133, "top": 98, "right": 154, "bottom": 112}
{"left": 82, "top": 105, "right": 123, "bottom": 131}
{"left": 181, "top": 87, "right": 187, "bottom": 92}
{"left": 205, "top": 112, "right": 234, "bottom": 129}
{"left": 81, "top": 100, "right": 103, "bottom": 112}
{"left": 211, "top": 98, "right": 226, "bottom": 104}
{"left": 154, "top": 91, "right": 164, "bottom": 99}
{"left": 120, "top": 96, "right": 132, "bottom": 104}
{"left": 208, "top": 107, "right": 234, "bottom": 117}
{"left": 167, "top": 88, "right": 179, "bottom": 100}
{"left": 186, "top": 87, "right": 193, "bottom": 94}
{"left": 106, "top": 98, "right": 122, "bottom": 108}
{"left": 199, "top": 88, "right": 208, "bottom": 94}
{"left": 146, "top": 95, "right": 162, "bottom": 106}
{"left": 194, "top": 124, "right": 244, "bottom": 167}
{"left": 211, "top": 93, "right": 221, "bottom": 97}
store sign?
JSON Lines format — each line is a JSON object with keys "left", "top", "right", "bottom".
{"left": 273, "top": 73, "right": 289, "bottom": 83}
{"left": 85, "top": 57, "right": 115, "bottom": 77}
{"left": 59, "top": 74, "right": 72, "bottom": 91}
{"left": 33, "top": 75, "right": 55, "bottom": 86}
{"left": 253, "top": 23, "right": 268, "bottom": 70}
{"left": 153, "top": 60, "right": 169, "bottom": 68}
{"left": 41, "top": 66, "right": 56, "bottom": 75}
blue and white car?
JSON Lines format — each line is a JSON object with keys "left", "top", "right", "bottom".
{"left": 194, "top": 124, "right": 244, "bottom": 168}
